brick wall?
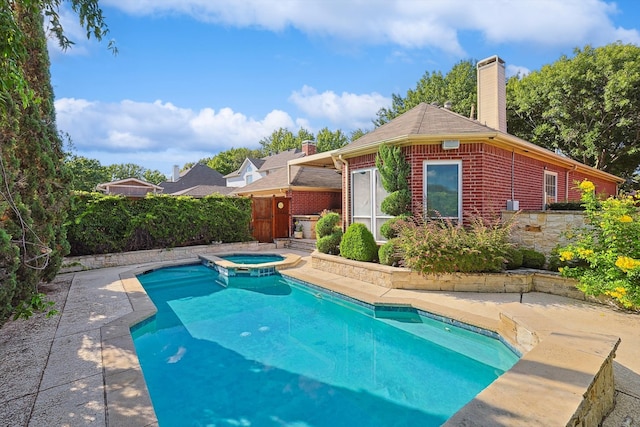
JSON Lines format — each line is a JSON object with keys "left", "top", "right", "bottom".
{"left": 290, "top": 190, "right": 341, "bottom": 215}
{"left": 343, "top": 142, "right": 618, "bottom": 222}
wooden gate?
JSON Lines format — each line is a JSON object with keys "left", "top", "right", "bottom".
{"left": 251, "top": 197, "right": 290, "bottom": 243}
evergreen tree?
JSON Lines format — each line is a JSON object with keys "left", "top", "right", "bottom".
{"left": 0, "top": 0, "right": 112, "bottom": 322}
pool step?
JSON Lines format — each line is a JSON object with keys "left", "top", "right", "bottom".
{"left": 282, "top": 238, "right": 316, "bottom": 253}
{"left": 374, "top": 303, "right": 422, "bottom": 323}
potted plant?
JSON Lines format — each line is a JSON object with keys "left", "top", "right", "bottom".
{"left": 293, "top": 221, "right": 304, "bottom": 238}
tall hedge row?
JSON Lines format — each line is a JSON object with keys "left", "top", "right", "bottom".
{"left": 66, "top": 193, "right": 253, "bottom": 256}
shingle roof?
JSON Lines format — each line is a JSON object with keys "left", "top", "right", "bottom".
{"left": 231, "top": 166, "right": 341, "bottom": 195}
{"left": 341, "top": 102, "right": 494, "bottom": 152}
{"left": 169, "top": 185, "right": 234, "bottom": 197}
{"left": 258, "top": 148, "right": 305, "bottom": 172}
{"left": 160, "top": 163, "right": 226, "bottom": 192}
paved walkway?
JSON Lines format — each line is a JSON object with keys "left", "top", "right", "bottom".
{"left": 0, "top": 252, "right": 639, "bottom": 426}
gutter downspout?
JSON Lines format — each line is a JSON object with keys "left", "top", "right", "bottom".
{"left": 338, "top": 154, "right": 349, "bottom": 231}
{"left": 511, "top": 150, "right": 515, "bottom": 202}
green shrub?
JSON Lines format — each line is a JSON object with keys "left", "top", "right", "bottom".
{"left": 66, "top": 193, "right": 252, "bottom": 255}
{"left": 547, "top": 201, "right": 585, "bottom": 211}
{"left": 316, "top": 230, "right": 343, "bottom": 255}
{"left": 521, "top": 249, "right": 546, "bottom": 269}
{"left": 396, "top": 216, "right": 513, "bottom": 274}
{"left": 316, "top": 212, "right": 341, "bottom": 238}
{"left": 558, "top": 180, "right": 640, "bottom": 309}
{"left": 340, "top": 223, "right": 379, "bottom": 262}
{"left": 380, "top": 190, "right": 411, "bottom": 217}
{"left": 504, "top": 246, "right": 523, "bottom": 270}
{"left": 379, "top": 239, "right": 402, "bottom": 266}
{"left": 380, "top": 215, "right": 410, "bottom": 240}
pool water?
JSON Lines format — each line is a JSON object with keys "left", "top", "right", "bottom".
{"left": 220, "top": 253, "right": 285, "bottom": 264}
{"left": 132, "top": 264, "right": 518, "bottom": 426}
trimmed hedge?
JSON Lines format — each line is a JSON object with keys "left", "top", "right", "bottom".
{"left": 66, "top": 193, "right": 252, "bottom": 255}
{"left": 340, "top": 223, "right": 378, "bottom": 262}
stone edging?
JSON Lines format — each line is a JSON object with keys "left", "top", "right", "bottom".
{"left": 311, "top": 250, "right": 592, "bottom": 300}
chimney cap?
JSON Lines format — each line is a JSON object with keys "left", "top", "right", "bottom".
{"left": 477, "top": 55, "right": 505, "bottom": 69}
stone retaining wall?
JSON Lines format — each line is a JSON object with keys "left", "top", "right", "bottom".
{"left": 504, "top": 210, "right": 586, "bottom": 257}
{"left": 61, "top": 241, "right": 272, "bottom": 271}
{"left": 311, "top": 251, "right": 587, "bottom": 299}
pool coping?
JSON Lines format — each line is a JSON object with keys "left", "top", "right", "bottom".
{"left": 198, "top": 251, "right": 302, "bottom": 275}
{"left": 105, "top": 258, "right": 621, "bottom": 426}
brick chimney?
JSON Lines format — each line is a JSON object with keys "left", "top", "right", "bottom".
{"left": 302, "top": 140, "right": 317, "bottom": 156}
{"left": 477, "top": 55, "right": 507, "bottom": 132}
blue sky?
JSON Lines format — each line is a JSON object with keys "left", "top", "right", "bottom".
{"left": 49, "top": 0, "right": 640, "bottom": 177}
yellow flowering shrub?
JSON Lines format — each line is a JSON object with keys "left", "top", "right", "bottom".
{"left": 557, "top": 180, "right": 640, "bottom": 310}
{"left": 578, "top": 179, "right": 596, "bottom": 193}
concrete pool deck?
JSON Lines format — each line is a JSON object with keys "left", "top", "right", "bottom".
{"left": 1, "top": 249, "right": 639, "bottom": 426}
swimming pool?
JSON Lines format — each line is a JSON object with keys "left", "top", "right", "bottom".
{"left": 132, "top": 264, "right": 519, "bottom": 426}
{"left": 219, "top": 253, "right": 285, "bottom": 264}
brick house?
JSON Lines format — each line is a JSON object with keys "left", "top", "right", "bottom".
{"left": 301, "top": 55, "right": 623, "bottom": 241}
{"left": 232, "top": 144, "right": 342, "bottom": 241}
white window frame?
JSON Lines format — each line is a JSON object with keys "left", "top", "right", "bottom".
{"left": 544, "top": 171, "right": 558, "bottom": 209}
{"left": 351, "top": 168, "right": 391, "bottom": 241}
{"left": 423, "top": 160, "right": 462, "bottom": 221}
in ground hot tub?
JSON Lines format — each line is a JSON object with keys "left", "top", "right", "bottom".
{"left": 199, "top": 252, "right": 301, "bottom": 277}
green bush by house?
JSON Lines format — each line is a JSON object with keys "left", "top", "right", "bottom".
{"left": 504, "top": 246, "right": 524, "bottom": 270}
{"left": 397, "top": 216, "right": 513, "bottom": 274}
{"left": 315, "top": 212, "right": 343, "bottom": 255}
{"left": 66, "top": 193, "right": 252, "bottom": 256}
{"left": 340, "top": 223, "right": 378, "bottom": 262}
{"left": 315, "top": 212, "right": 341, "bottom": 238}
{"left": 379, "top": 239, "right": 402, "bottom": 266}
{"left": 521, "top": 248, "right": 546, "bottom": 269}
{"left": 316, "top": 230, "right": 343, "bottom": 255}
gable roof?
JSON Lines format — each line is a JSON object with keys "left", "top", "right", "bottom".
{"left": 258, "top": 148, "right": 306, "bottom": 172}
{"left": 96, "top": 178, "right": 163, "bottom": 191}
{"left": 231, "top": 166, "right": 341, "bottom": 196}
{"left": 223, "top": 158, "right": 265, "bottom": 178}
{"left": 341, "top": 103, "right": 494, "bottom": 153}
{"left": 160, "top": 163, "right": 226, "bottom": 193}
{"left": 335, "top": 102, "right": 623, "bottom": 183}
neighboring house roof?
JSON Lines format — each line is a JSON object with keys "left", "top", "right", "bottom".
{"left": 170, "top": 185, "right": 234, "bottom": 197}
{"left": 258, "top": 148, "right": 306, "bottom": 173}
{"left": 96, "top": 178, "right": 163, "bottom": 197}
{"left": 335, "top": 102, "right": 623, "bottom": 184}
{"left": 223, "top": 158, "right": 265, "bottom": 178}
{"left": 231, "top": 166, "right": 341, "bottom": 196}
{"left": 160, "top": 163, "right": 226, "bottom": 193}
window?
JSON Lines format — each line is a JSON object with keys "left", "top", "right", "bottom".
{"left": 245, "top": 174, "right": 253, "bottom": 185}
{"left": 423, "top": 160, "right": 462, "bottom": 220}
{"left": 544, "top": 171, "right": 557, "bottom": 208}
{"left": 351, "top": 168, "right": 390, "bottom": 241}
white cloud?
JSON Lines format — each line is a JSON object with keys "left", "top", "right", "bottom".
{"left": 101, "top": 0, "right": 640, "bottom": 54}
{"left": 506, "top": 64, "right": 531, "bottom": 78}
{"left": 55, "top": 97, "right": 300, "bottom": 172}
{"left": 289, "top": 86, "right": 390, "bottom": 130}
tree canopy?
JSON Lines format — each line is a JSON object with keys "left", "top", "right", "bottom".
{"left": 258, "top": 127, "right": 314, "bottom": 155}
{"left": 315, "top": 127, "right": 349, "bottom": 152}
{"left": 374, "top": 59, "right": 477, "bottom": 126}
{"left": 200, "top": 147, "right": 264, "bottom": 176}
{"left": 507, "top": 43, "right": 640, "bottom": 180}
